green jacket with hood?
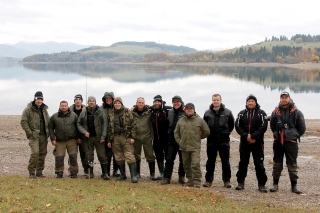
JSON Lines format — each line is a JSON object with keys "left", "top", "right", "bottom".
{"left": 132, "top": 106, "right": 154, "bottom": 141}
{"left": 174, "top": 113, "right": 210, "bottom": 151}
{"left": 21, "top": 101, "right": 50, "bottom": 139}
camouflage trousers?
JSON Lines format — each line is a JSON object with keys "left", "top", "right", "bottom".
{"left": 181, "top": 150, "right": 202, "bottom": 184}
{"left": 28, "top": 134, "right": 48, "bottom": 174}
{"left": 112, "top": 134, "right": 136, "bottom": 165}
{"left": 53, "top": 139, "right": 78, "bottom": 174}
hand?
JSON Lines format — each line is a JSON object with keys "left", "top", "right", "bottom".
{"left": 247, "top": 134, "right": 256, "bottom": 144}
{"left": 100, "top": 139, "right": 105, "bottom": 143}
{"left": 84, "top": 132, "right": 90, "bottom": 138}
{"left": 51, "top": 140, "right": 57, "bottom": 146}
{"left": 77, "top": 139, "right": 82, "bottom": 144}
{"left": 107, "top": 142, "right": 112, "bottom": 148}
{"left": 199, "top": 130, "right": 203, "bottom": 136}
{"left": 129, "top": 138, "right": 134, "bottom": 144}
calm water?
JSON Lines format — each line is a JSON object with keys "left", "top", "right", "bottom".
{"left": 0, "top": 63, "right": 319, "bottom": 118}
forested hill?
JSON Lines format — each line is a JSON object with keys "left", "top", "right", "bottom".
{"left": 22, "top": 34, "right": 320, "bottom": 63}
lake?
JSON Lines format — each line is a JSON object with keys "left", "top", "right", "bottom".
{"left": 0, "top": 63, "right": 319, "bottom": 118}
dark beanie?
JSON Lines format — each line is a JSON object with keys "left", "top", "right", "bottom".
{"left": 246, "top": 94, "right": 257, "bottom": 103}
{"left": 113, "top": 97, "right": 123, "bottom": 105}
{"left": 74, "top": 94, "right": 83, "bottom": 101}
{"left": 153, "top": 95, "right": 162, "bottom": 102}
{"left": 102, "top": 92, "right": 115, "bottom": 102}
{"left": 185, "top": 103, "right": 195, "bottom": 109}
{"left": 34, "top": 91, "right": 43, "bottom": 100}
{"left": 172, "top": 95, "right": 182, "bottom": 103}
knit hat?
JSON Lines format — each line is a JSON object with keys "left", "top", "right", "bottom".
{"left": 246, "top": 94, "right": 257, "bottom": 103}
{"left": 185, "top": 103, "right": 195, "bottom": 109}
{"left": 172, "top": 95, "right": 182, "bottom": 103}
{"left": 87, "top": 96, "right": 96, "bottom": 102}
{"left": 102, "top": 92, "right": 115, "bottom": 102}
{"left": 113, "top": 97, "right": 123, "bottom": 105}
{"left": 34, "top": 91, "right": 43, "bottom": 100}
{"left": 153, "top": 95, "right": 162, "bottom": 102}
{"left": 74, "top": 94, "right": 83, "bottom": 101}
{"left": 280, "top": 91, "right": 290, "bottom": 98}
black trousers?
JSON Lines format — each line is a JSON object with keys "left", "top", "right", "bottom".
{"left": 205, "top": 142, "right": 231, "bottom": 182}
{"left": 163, "top": 136, "right": 185, "bottom": 179}
{"left": 236, "top": 141, "right": 268, "bottom": 185}
{"left": 272, "top": 140, "right": 299, "bottom": 181}
{"left": 153, "top": 138, "right": 168, "bottom": 162}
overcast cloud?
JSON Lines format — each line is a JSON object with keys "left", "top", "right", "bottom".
{"left": 1, "top": 0, "right": 319, "bottom": 50}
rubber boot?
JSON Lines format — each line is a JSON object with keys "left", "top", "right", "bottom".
{"left": 112, "top": 157, "right": 120, "bottom": 177}
{"left": 156, "top": 160, "right": 164, "bottom": 180}
{"left": 291, "top": 181, "right": 302, "bottom": 194}
{"left": 101, "top": 164, "right": 110, "bottom": 180}
{"left": 136, "top": 161, "right": 141, "bottom": 178}
{"left": 117, "top": 164, "right": 127, "bottom": 180}
{"left": 149, "top": 161, "right": 157, "bottom": 181}
{"left": 270, "top": 179, "right": 279, "bottom": 192}
{"left": 106, "top": 160, "right": 111, "bottom": 177}
{"left": 129, "top": 163, "right": 138, "bottom": 183}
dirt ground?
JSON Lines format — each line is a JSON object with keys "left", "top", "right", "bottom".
{"left": 0, "top": 115, "right": 319, "bottom": 210}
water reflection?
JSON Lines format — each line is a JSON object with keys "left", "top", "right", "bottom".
{"left": 22, "top": 63, "right": 320, "bottom": 92}
{"left": 0, "top": 63, "right": 319, "bottom": 118}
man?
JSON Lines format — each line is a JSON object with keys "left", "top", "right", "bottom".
{"left": 270, "top": 91, "right": 306, "bottom": 194}
{"left": 49, "top": 101, "right": 79, "bottom": 178}
{"left": 174, "top": 103, "right": 210, "bottom": 188}
{"left": 21, "top": 91, "right": 50, "bottom": 179}
{"left": 235, "top": 95, "right": 268, "bottom": 192}
{"left": 161, "top": 95, "right": 186, "bottom": 185}
{"left": 203, "top": 94, "right": 235, "bottom": 188}
{"left": 132, "top": 97, "right": 156, "bottom": 180}
{"left": 69, "top": 94, "right": 86, "bottom": 174}
{"left": 101, "top": 92, "right": 120, "bottom": 177}
{"left": 150, "top": 95, "right": 172, "bottom": 180}
{"left": 107, "top": 97, "right": 138, "bottom": 183}
{"left": 77, "top": 96, "right": 109, "bottom": 180}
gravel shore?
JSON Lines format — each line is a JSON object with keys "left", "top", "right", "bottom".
{"left": 0, "top": 115, "right": 319, "bottom": 210}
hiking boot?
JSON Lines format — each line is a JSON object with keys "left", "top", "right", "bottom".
{"left": 36, "top": 173, "right": 46, "bottom": 178}
{"left": 270, "top": 184, "right": 278, "bottom": 192}
{"left": 161, "top": 178, "right": 170, "bottom": 185}
{"left": 258, "top": 185, "right": 268, "bottom": 193}
{"left": 70, "top": 174, "right": 77, "bottom": 178}
{"left": 203, "top": 181, "right": 212, "bottom": 188}
{"left": 184, "top": 181, "right": 194, "bottom": 187}
{"left": 194, "top": 183, "right": 201, "bottom": 188}
{"left": 235, "top": 183, "right": 244, "bottom": 190}
{"left": 224, "top": 181, "right": 232, "bottom": 188}
{"left": 178, "top": 176, "right": 186, "bottom": 184}
{"left": 29, "top": 173, "right": 36, "bottom": 179}
{"left": 291, "top": 181, "right": 302, "bottom": 194}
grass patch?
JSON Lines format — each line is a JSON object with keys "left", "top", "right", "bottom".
{"left": 0, "top": 176, "right": 316, "bottom": 212}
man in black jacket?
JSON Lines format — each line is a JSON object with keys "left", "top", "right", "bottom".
{"left": 235, "top": 95, "right": 268, "bottom": 192}
{"left": 161, "top": 95, "right": 186, "bottom": 185}
{"left": 203, "top": 94, "right": 234, "bottom": 188}
{"left": 150, "top": 95, "right": 172, "bottom": 180}
{"left": 269, "top": 91, "right": 306, "bottom": 194}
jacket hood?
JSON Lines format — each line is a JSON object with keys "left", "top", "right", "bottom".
{"left": 28, "top": 101, "right": 48, "bottom": 110}
{"left": 102, "top": 92, "right": 115, "bottom": 103}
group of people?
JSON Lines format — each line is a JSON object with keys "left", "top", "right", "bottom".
{"left": 20, "top": 90, "right": 306, "bottom": 194}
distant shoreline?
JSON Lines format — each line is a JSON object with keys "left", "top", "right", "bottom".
{"left": 19, "top": 61, "right": 320, "bottom": 70}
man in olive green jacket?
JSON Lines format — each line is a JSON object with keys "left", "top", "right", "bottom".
{"left": 132, "top": 97, "right": 156, "bottom": 180}
{"left": 21, "top": 91, "right": 50, "bottom": 179}
{"left": 77, "top": 96, "right": 109, "bottom": 180}
{"left": 49, "top": 101, "right": 79, "bottom": 178}
{"left": 174, "top": 103, "right": 210, "bottom": 188}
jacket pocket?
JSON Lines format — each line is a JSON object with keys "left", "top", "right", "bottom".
{"left": 285, "top": 128, "right": 299, "bottom": 141}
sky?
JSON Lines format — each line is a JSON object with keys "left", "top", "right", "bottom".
{"left": 1, "top": 0, "right": 319, "bottom": 50}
